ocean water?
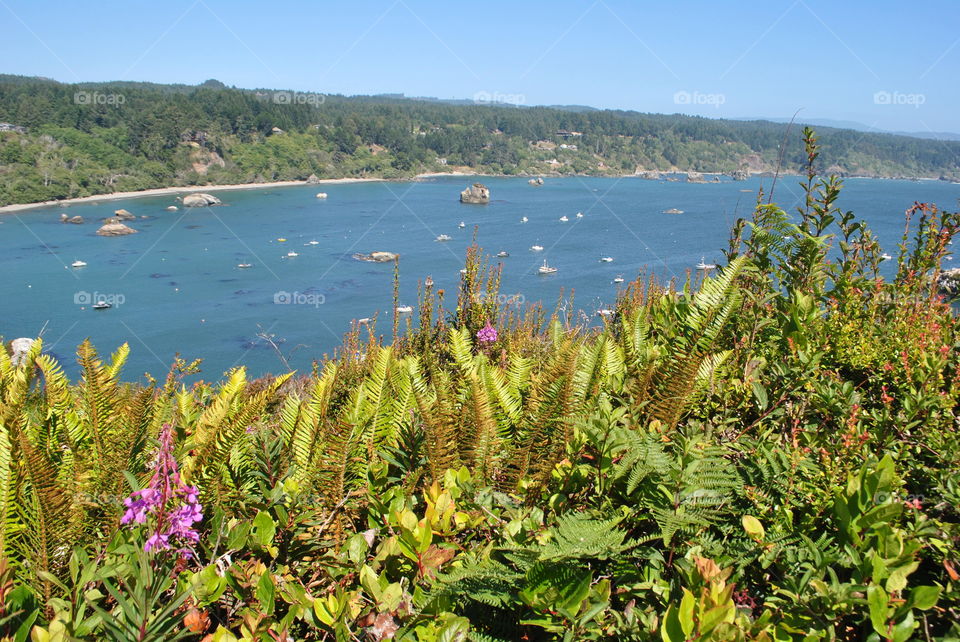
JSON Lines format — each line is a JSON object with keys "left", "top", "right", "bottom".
{"left": 2, "top": 175, "right": 958, "bottom": 380}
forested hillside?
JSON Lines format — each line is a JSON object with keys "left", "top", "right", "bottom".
{"left": 1, "top": 75, "right": 958, "bottom": 206}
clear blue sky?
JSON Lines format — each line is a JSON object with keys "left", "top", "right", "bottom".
{"left": 2, "top": 0, "right": 957, "bottom": 132}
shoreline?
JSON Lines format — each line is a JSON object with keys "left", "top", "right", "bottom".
{"left": 1, "top": 170, "right": 953, "bottom": 214}
{"left": 0, "top": 177, "right": 385, "bottom": 214}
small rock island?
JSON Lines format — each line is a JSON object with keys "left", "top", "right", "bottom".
{"left": 459, "top": 183, "right": 490, "bottom": 204}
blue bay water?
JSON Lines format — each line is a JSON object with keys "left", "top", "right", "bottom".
{"left": 2, "top": 175, "right": 958, "bottom": 380}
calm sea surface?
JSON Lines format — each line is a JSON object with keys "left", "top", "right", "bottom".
{"left": 3, "top": 175, "right": 958, "bottom": 379}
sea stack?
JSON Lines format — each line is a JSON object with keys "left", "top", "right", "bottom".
{"left": 460, "top": 183, "right": 490, "bottom": 204}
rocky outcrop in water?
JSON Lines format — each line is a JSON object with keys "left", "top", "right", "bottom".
{"left": 8, "top": 337, "right": 36, "bottom": 366}
{"left": 937, "top": 268, "right": 960, "bottom": 299}
{"left": 730, "top": 169, "right": 749, "bottom": 181}
{"left": 182, "top": 193, "right": 222, "bottom": 207}
{"left": 637, "top": 170, "right": 661, "bottom": 180}
{"left": 353, "top": 251, "right": 399, "bottom": 263}
{"left": 113, "top": 208, "right": 136, "bottom": 220}
{"left": 686, "top": 172, "right": 706, "bottom": 183}
{"left": 60, "top": 213, "right": 84, "bottom": 224}
{"left": 528, "top": 177, "right": 544, "bottom": 186}
{"left": 97, "top": 222, "right": 138, "bottom": 236}
{"left": 460, "top": 183, "right": 490, "bottom": 204}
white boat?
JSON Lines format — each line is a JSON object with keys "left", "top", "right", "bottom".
{"left": 613, "top": 275, "right": 625, "bottom": 283}
{"left": 538, "top": 260, "right": 558, "bottom": 275}
{"left": 92, "top": 301, "right": 111, "bottom": 310}
{"left": 559, "top": 215, "right": 569, "bottom": 222}
{"left": 496, "top": 251, "right": 510, "bottom": 258}
{"left": 530, "top": 245, "right": 544, "bottom": 252}
{"left": 663, "top": 208, "right": 684, "bottom": 215}
{"left": 307, "top": 240, "right": 320, "bottom": 245}
{"left": 436, "top": 234, "right": 452, "bottom": 242}
{"left": 599, "top": 257, "right": 614, "bottom": 263}
{"left": 396, "top": 305, "right": 413, "bottom": 314}
{"left": 880, "top": 253, "right": 893, "bottom": 261}
{"left": 237, "top": 263, "right": 253, "bottom": 269}
{"left": 597, "top": 309, "right": 614, "bottom": 317}
{"left": 286, "top": 251, "right": 299, "bottom": 258}
{"left": 424, "top": 277, "right": 434, "bottom": 287}
{"left": 316, "top": 192, "right": 328, "bottom": 199}
{"left": 696, "top": 256, "right": 717, "bottom": 270}
{"left": 458, "top": 221, "right": 466, "bottom": 228}
{"left": 576, "top": 212, "right": 584, "bottom": 218}
{"left": 521, "top": 217, "right": 529, "bottom": 223}
{"left": 71, "top": 260, "right": 87, "bottom": 268}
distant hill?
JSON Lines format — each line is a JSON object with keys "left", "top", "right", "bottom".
{"left": 0, "top": 75, "right": 957, "bottom": 206}
{"left": 735, "top": 116, "right": 960, "bottom": 142}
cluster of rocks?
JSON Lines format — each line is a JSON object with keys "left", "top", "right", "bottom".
{"left": 937, "top": 268, "right": 960, "bottom": 299}
{"left": 353, "top": 251, "right": 399, "bottom": 263}
{"left": 528, "top": 177, "right": 544, "bottom": 186}
{"left": 730, "top": 169, "right": 749, "bottom": 181}
{"left": 60, "top": 213, "right": 84, "bottom": 224}
{"left": 459, "top": 183, "right": 490, "bottom": 204}
{"left": 637, "top": 170, "right": 661, "bottom": 180}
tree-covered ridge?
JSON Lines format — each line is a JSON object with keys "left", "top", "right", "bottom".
{"left": 0, "top": 131, "right": 959, "bottom": 640}
{"left": 1, "top": 75, "right": 959, "bottom": 206}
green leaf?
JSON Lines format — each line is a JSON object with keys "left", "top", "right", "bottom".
{"left": 660, "top": 604, "right": 685, "bottom": 642}
{"left": 256, "top": 573, "right": 276, "bottom": 616}
{"left": 252, "top": 511, "right": 276, "bottom": 548}
{"left": 380, "top": 582, "right": 403, "bottom": 612}
{"left": 891, "top": 610, "right": 916, "bottom": 642}
{"left": 908, "top": 585, "right": 940, "bottom": 610}
{"left": 867, "top": 584, "right": 889, "bottom": 635}
{"left": 742, "top": 515, "right": 765, "bottom": 541}
{"left": 360, "top": 565, "right": 383, "bottom": 602}
{"left": 679, "top": 589, "right": 696, "bottom": 637}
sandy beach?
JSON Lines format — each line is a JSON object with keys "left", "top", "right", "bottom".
{"left": 0, "top": 177, "right": 386, "bottom": 214}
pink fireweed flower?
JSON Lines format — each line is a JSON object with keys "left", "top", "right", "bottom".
{"left": 476, "top": 322, "right": 497, "bottom": 344}
{"left": 121, "top": 423, "right": 203, "bottom": 557}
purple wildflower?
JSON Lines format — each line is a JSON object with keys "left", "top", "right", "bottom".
{"left": 476, "top": 322, "right": 498, "bottom": 345}
{"left": 121, "top": 423, "right": 203, "bottom": 557}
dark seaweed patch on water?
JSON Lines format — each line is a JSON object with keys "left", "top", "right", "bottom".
{"left": 239, "top": 336, "right": 284, "bottom": 350}
{"left": 219, "top": 278, "right": 238, "bottom": 283}
{"left": 168, "top": 281, "right": 178, "bottom": 286}
{"left": 150, "top": 273, "right": 171, "bottom": 279}
{"left": 185, "top": 225, "right": 202, "bottom": 229}
{"left": 233, "top": 289, "right": 253, "bottom": 295}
